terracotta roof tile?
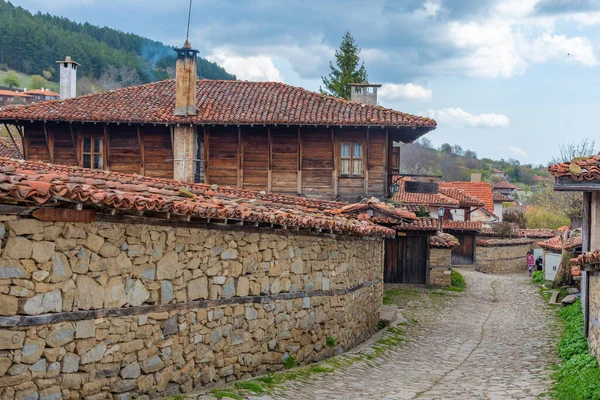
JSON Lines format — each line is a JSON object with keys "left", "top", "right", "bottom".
{"left": 572, "top": 248, "right": 600, "bottom": 268}
{"left": 564, "top": 236, "right": 582, "bottom": 251}
{"left": 0, "top": 158, "right": 393, "bottom": 238}
{"left": 548, "top": 154, "right": 600, "bottom": 181}
{"left": 0, "top": 137, "right": 22, "bottom": 158}
{"left": 493, "top": 192, "right": 512, "bottom": 202}
{"left": 0, "top": 80, "right": 437, "bottom": 128}
{"left": 24, "top": 89, "right": 60, "bottom": 97}
{"left": 394, "top": 217, "right": 438, "bottom": 231}
{"left": 477, "top": 238, "right": 534, "bottom": 247}
{"left": 430, "top": 232, "right": 459, "bottom": 248}
{"left": 479, "top": 228, "right": 556, "bottom": 239}
{"left": 340, "top": 198, "right": 416, "bottom": 224}
{"left": 438, "top": 187, "right": 484, "bottom": 207}
{"left": 439, "top": 182, "right": 495, "bottom": 215}
{"left": 493, "top": 181, "right": 518, "bottom": 189}
{"left": 539, "top": 236, "right": 563, "bottom": 252}
{"left": 393, "top": 177, "right": 459, "bottom": 207}
{"left": 442, "top": 221, "right": 482, "bottom": 232}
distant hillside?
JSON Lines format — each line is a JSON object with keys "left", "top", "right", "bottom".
{"left": 0, "top": 0, "right": 235, "bottom": 86}
{"left": 399, "top": 139, "right": 551, "bottom": 187}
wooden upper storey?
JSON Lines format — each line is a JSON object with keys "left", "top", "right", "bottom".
{"left": 10, "top": 121, "right": 409, "bottom": 201}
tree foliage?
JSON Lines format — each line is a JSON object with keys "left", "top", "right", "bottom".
{"left": 2, "top": 71, "right": 19, "bottom": 88}
{"left": 551, "top": 139, "right": 597, "bottom": 164}
{"left": 28, "top": 74, "right": 47, "bottom": 89}
{"left": 321, "top": 31, "right": 368, "bottom": 100}
{"left": 0, "top": 0, "right": 235, "bottom": 85}
{"left": 503, "top": 208, "right": 527, "bottom": 228}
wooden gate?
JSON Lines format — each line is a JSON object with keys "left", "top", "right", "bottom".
{"left": 384, "top": 235, "right": 429, "bottom": 284}
{"left": 450, "top": 233, "right": 475, "bottom": 265}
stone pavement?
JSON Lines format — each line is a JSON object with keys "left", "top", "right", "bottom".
{"left": 197, "top": 269, "right": 560, "bottom": 400}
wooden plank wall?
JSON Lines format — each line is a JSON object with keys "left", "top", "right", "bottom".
{"left": 207, "top": 126, "right": 238, "bottom": 187}
{"left": 23, "top": 122, "right": 50, "bottom": 162}
{"left": 368, "top": 130, "right": 386, "bottom": 197}
{"left": 142, "top": 125, "right": 172, "bottom": 179}
{"left": 301, "top": 127, "right": 333, "bottom": 199}
{"left": 271, "top": 127, "right": 298, "bottom": 194}
{"left": 242, "top": 127, "right": 269, "bottom": 191}
{"left": 107, "top": 125, "right": 140, "bottom": 174}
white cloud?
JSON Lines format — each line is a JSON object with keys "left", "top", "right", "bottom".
{"left": 206, "top": 49, "right": 283, "bottom": 82}
{"left": 524, "top": 33, "right": 598, "bottom": 66}
{"left": 411, "top": 1, "right": 441, "bottom": 20}
{"left": 427, "top": 108, "right": 510, "bottom": 128}
{"left": 508, "top": 146, "right": 529, "bottom": 158}
{"left": 379, "top": 83, "right": 432, "bottom": 102}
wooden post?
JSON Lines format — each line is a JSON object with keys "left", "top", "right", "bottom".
{"left": 103, "top": 125, "right": 110, "bottom": 170}
{"left": 364, "top": 127, "right": 369, "bottom": 196}
{"left": 267, "top": 127, "right": 272, "bottom": 192}
{"left": 297, "top": 127, "right": 302, "bottom": 195}
{"left": 43, "top": 122, "right": 54, "bottom": 163}
{"left": 204, "top": 126, "right": 209, "bottom": 184}
{"left": 3, "top": 123, "right": 24, "bottom": 159}
{"left": 237, "top": 127, "right": 243, "bottom": 189}
{"left": 332, "top": 127, "right": 338, "bottom": 198}
{"left": 384, "top": 128, "right": 389, "bottom": 197}
{"left": 69, "top": 123, "right": 79, "bottom": 166}
{"left": 137, "top": 125, "right": 145, "bottom": 176}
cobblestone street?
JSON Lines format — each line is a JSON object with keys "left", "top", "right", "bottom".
{"left": 220, "top": 269, "right": 561, "bottom": 400}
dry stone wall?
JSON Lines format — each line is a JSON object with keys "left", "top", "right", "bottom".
{"left": 476, "top": 243, "right": 532, "bottom": 274}
{"left": 0, "top": 216, "right": 383, "bottom": 398}
{"left": 429, "top": 248, "right": 451, "bottom": 287}
{"left": 588, "top": 273, "right": 600, "bottom": 363}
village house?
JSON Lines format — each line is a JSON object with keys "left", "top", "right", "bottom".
{"left": 22, "top": 88, "right": 60, "bottom": 102}
{"left": 0, "top": 43, "right": 436, "bottom": 203}
{"left": 492, "top": 181, "right": 518, "bottom": 199}
{"left": 0, "top": 157, "right": 397, "bottom": 397}
{"left": 0, "top": 89, "right": 33, "bottom": 106}
{"left": 549, "top": 154, "right": 600, "bottom": 356}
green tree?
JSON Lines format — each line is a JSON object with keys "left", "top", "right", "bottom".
{"left": 2, "top": 71, "right": 19, "bottom": 88}
{"left": 321, "top": 31, "right": 368, "bottom": 100}
{"left": 29, "top": 75, "right": 47, "bottom": 89}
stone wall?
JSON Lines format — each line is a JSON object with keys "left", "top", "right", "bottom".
{"left": 0, "top": 216, "right": 383, "bottom": 398}
{"left": 476, "top": 243, "right": 532, "bottom": 274}
{"left": 587, "top": 272, "right": 600, "bottom": 362}
{"left": 429, "top": 248, "right": 451, "bottom": 287}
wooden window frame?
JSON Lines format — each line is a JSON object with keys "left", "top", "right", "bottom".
{"left": 339, "top": 141, "right": 365, "bottom": 177}
{"left": 78, "top": 134, "right": 106, "bottom": 170}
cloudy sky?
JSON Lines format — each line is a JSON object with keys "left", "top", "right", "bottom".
{"left": 12, "top": 0, "right": 600, "bottom": 165}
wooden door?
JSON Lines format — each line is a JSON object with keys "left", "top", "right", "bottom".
{"left": 384, "top": 236, "right": 428, "bottom": 284}
{"left": 451, "top": 233, "right": 475, "bottom": 265}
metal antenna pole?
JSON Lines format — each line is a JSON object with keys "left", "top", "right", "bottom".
{"left": 186, "top": 0, "right": 193, "bottom": 42}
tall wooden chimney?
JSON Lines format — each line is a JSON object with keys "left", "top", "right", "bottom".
{"left": 172, "top": 40, "right": 199, "bottom": 182}
{"left": 174, "top": 40, "right": 199, "bottom": 116}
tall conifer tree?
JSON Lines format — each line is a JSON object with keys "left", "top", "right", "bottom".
{"left": 321, "top": 31, "right": 368, "bottom": 99}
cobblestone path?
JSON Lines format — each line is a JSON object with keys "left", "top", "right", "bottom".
{"left": 262, "top": 269, "right": 559, "bottom": 400}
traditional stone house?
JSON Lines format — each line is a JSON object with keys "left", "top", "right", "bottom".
{"left": 0, "top": 41, "right": 436, "bottom": 202}
{"left": 429, "top": 232, "right": 459, "bottom": 286}
{"left": 492, "top": 181, "right": 518, "bottom": 199}
{"left": 550, "top": 154, "right": 600, "bottom": 346}
{"left": 0, "top": 157, "right": 394, "bottom": 397}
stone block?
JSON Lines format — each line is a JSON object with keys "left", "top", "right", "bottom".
{"left": 0, "top": 294, "right": 17, "bottom": 316}
{"left": 3, "top": 237, "right": 33, "bottom": 260}
{"left": 61, "top": 353, "right": 79, "bottom": 373}
{"left": 160, "top": 280, "right": 173, "bottom": 304}
{"left": 6, "top": 219, "right": 43, "bottom": 235}
{"left": 221, "top": 248, "right": 238, "bottom": 260}
{"left": 187, "top": 277, "right": 208, "bottom": 301}
{"left": 141, "top": 354, "right": 164, "bottom": 373}
{"left": 21, "top": 291, "right": 62, "bottom": 315}
{"left": 0, "top": 261, "right": 28, "bottom": 279}
{"left": 76, "top": 275, "right": 104, "bottom": 310}
{"left": 0, "top": 329, "right": 24, "bottom": 350}
{"left": 104, "top": 277, "right": 127, "bottom": 308}
{"left": 75, "top": 320, "right": 96, "bottom": 339}
{"left": 80, "top": 344, "right": 106, "bottom": 364}
{"left": 120, "top": 362, "right": 141, "bottom": 379}
{"left": 21, "top": 338, "right": 45, "bottom": 364}
{"left": 49, "top": 252, "right": 72, "bottom": 283}
{"left": 127, "top": 280, "right": 150, "bottom": 307}
{"left": 46, "top": 324, "right": 75, "bottom": 348}
{"left": 156, "top": 251, "right": 180, "bottom": 280}
{"left": 31, "top": 241, "right": 55, "bottom": 264}
{"left": 162, "top": 315, "right": 178, "bottom": 336}
{"left": 98, "top": 242, "right": 120, "bottom": 258}
{"left": 38, "top": 385, "right": 61, "bottom": 400}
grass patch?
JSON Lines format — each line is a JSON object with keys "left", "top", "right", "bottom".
{"left": 310, "top": 365, "right": 333, "bottom": 373}
{"left": 283, "top": 355, "right": 297, "bottom": 369}
{"left": 211, "top": 389, "right": 243, "bottom": 400}
{"left": 450, "top": 269, "right": 466, "bottom": 291}
{"left": 234, "top": 381, "right": 265, "bottom": 394}
{"left": 326, "top": 336, "right": 336, "bottom": 347}
{"left": 532, "top": 270, "right": 544, "bottom": 284}
{"left": 383, "top": 288, "right": 419, "bottom": 305}
{"left": 551, "top": 299, "right": 600, "bottom": 399}
{"left": 377, "top": 319, "right": 390, "bottom": 330}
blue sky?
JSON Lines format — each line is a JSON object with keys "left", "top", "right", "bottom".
{"left": 11, "top": 0, "right": 600, "bottom": 165}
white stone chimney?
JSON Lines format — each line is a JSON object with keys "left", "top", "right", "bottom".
{"left": 56, "top": 56, "right": 80, "bottom": 99}
{"left": 348, "top": 83, "right": 382, "bottom": 105}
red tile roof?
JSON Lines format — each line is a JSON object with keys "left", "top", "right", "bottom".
{"left": 539, "top": 236, "right": 563, "bottom": 252}
{"left": 393, "top": 177, "right": 460, "bottom": 207}
{"left": 439, "top": 182, "right": 495, "bottom": 215}
{"left": 572, "top": 248, "right": 600, "bottom": 268}
{"left": 438, "top": 187, "right": 484, "bottom": 207}
{"left": 394, "top": 217, "right": 439, "bottom": 231}
{"left": 493, "top": 181, "right": 518, "bottom": 189}
{"left": 493, "top": 192, "right": 512, "bottom": 202}
{"left": 430, "top": 232, "right": 459, "bottom": 248}
{"left": 0, "top": 158, "right": 393, "bottom": 238}
{"left": 24, "top": 89, "right": 60, "bottom": 97}
{"left": 477, "top": 238, "right": 534, "bottom": 247}
{"left": 340, "top": 198, "right": 416, "bottom": 224}
{"left": 564, "top": 236, "right": 582, "bottom": 251}
{"left": 548, "top": 154, "right": 600, "bottom": 181}
{"left": 442, "top": 221, "right": 482, "bottom": 232}
{"left": 0, "top": 136, "right": 22, "bottom": 158}
{"left": 0, "top": 90, "right": 32, "bottom": 98}
{"left": 0, "top": 79, "right": 437, "bottom": 129}
{"left": 479, "top": 228, "right": 556, "bottom": 239}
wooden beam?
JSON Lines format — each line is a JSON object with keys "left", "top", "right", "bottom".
{"left": 297, "top": 127, "right": 302, "bottom": 194}
{"left": 267, "top": 127, "right": 272, "bottom": 192}
{"left": 69, "top": 123, "right": 79, "bottom": 166}
{"left": 42, "top": 122, "right": 54, "bottom": 163}
{"left": 364, "top": 127, "right": 369, "bottom": 196}
{"left": 583, "top": 191, "right": 592, "bottom": 336}
{"left": 332, "top": 127, "right": 338, "bottom": 198}
{"left": 384, "top": 127, "right": 389, "bottom": 197}
{"left": 137, "top": 125, "right": 145, "bottom": 176}
{"left": 237, "top": 126, "right": 243, "bottom": 189}
{"left": 204, "top": 126, "right": 209, "bottom": 184}
{"left": 103, "top": 125, "right": 110, "bottom": 170}
{"left": 3, "top": 123, "right": 24, "bottom": 159}
{"left": 32, "top": 208, "right": 96, "bottom": 222}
